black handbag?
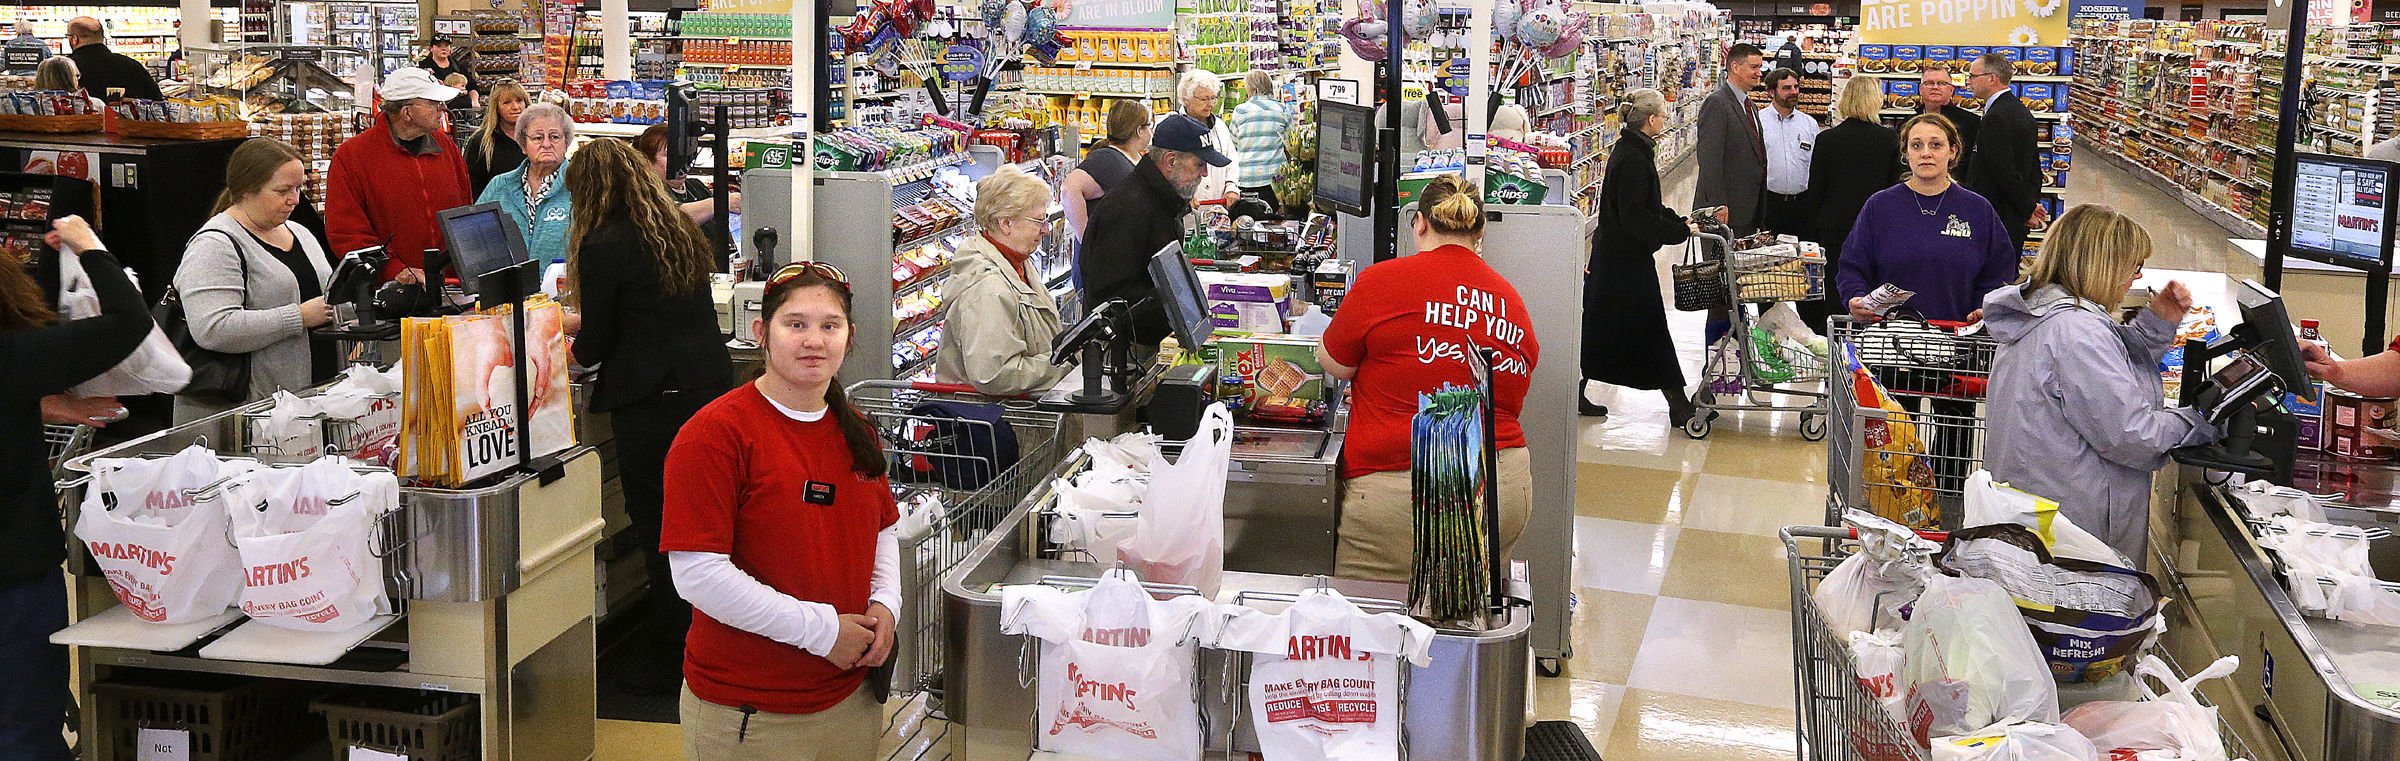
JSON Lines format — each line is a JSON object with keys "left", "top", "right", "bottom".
{"left": 154, "top": 229, "right": 250, "bottom": 405}
{"left": 1670, "top": 236, "right": 1726, "bottom": 312}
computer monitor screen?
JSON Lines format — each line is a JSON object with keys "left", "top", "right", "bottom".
{"left": 438, "top": 203, "right": 531, "bottom": 298}
{"left": 2232, "top": 279, "right": 2312, "bottom": 396}
{"left": 2283, "top": 152, "right": 2400, "bottom": 273}
{"left": 1147, "top": 241, "right": 1212, "bottom": 351}
{"left": 1314, "top": 100, "right": 1375, "bottom": 217}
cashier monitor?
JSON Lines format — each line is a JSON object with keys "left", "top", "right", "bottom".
{"left": 438, "top": 203, "right": 533, "bottom": 305}
{"left": 2172, "top": 279, "right": 2307, "bottom": 482}
{"left": 1149, "top": 240, "right": 1213, "bottom": 352}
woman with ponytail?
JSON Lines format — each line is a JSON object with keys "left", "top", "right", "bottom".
{"left": 1314, "top": 174, "right": 1540, "bottom": 582}
{"left": 660, "top": 261, "right": 897, "bottom": 758}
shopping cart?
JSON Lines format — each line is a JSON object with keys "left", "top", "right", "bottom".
{"left": 1824, "top": 316, "right": 2002, "bottom": 527}
{"left": 1781, "top": 524, "right": 2262, "bottom": 761}
{"left": 45, "top": 424, "right": 91, "bottom": 483}
{"left": 1685, "top": 230, "right": 1831, "bottom": 440}
{"left": 846, "top": 379, "right": 1068, "bottom": 714}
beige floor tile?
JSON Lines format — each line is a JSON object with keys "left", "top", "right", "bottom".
{"left": 1680, "top": 474, "right": 1833, "bottom": 538}
{"left": 1533, "top": 678, "right": 1629, "bottom": 751}
{"left": 1574, "top": 462, "right": 1700, "bottom": 524}
{"left": 1602, "top": 687, "right": 1799, "bottom": 761}
{"left": 1579, "top": 412, "right": 1711, "bottom": 473}
{"left": 1624, "top": 597, "right": 1796, "bottom": 710}
{"left": 1657, "top": 528, "right": 1795, "bottom": 612}
{"left": 1566, "top": 588, "right": 1659, "bottom": 684}
{"left": 598, "top": 718, "right": 684, "bottom": 760}
{"left": 1699, "top": 429, "right": 1830, "bottom": 483}
{"left": 1573, "top": 517, "right": 1680, "bottom": 595}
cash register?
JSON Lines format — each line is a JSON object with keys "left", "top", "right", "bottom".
{"left": 2172, "top": 279, "right": 2309, "bottom": 483}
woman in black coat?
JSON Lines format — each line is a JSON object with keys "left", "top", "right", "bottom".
{"left": 1584, "top": 88, "right": 1708, "bottom": 426}
{"left": 1802, "top": 77, "right": 1906, "bottom": 333}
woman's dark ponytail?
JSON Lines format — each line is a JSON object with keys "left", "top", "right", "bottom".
{"left": 825, "top": 382, "right": 888, "bottom": 478}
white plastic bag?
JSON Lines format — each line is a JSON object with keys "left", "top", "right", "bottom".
{"left": 2257, "top": 515, "right": 2400, "bottom": 626}
{"left": 2235, "top": 481, "right": 2331, "bottom": 525}
{"left": 1963, "top": 471, "right": 2128, "bottom": 567}
{"left": 1001, "top": 569, "right": 1219, "bottom": 761}
{"left": 1902, "top": 575, "right": 2060, "bottom": 739}
{"left": 1118, "top": 405, "right": 1231, "bottom": 596}
{"left": 1849, "top": 629, "right": 1909, "bottom": 725}
{"left": 58, "top": 250, "right": 190, "bottom": 397}
{"left": 1816, "top": 509, "right": 1942, "bottom": 637}
{"left": 252, "top": 391, "right": 325, "bottom": 460}
{"left": 224, "top": 456, "right": 400, "bottom": 631}
{"left": 313, "top": 365, "right": 404, "bottom": 459}
{"left": 1215, "top": 588, "right": 1435, "bottom": 761}
{"left": 2062, "top": 655, "right": 2240, "bottom": 761}
{"left": 73, "top": 444, "right": 247, "bottom": 624}
{"left": 1931, "top": 722, "right": 2101, "bottom": 761}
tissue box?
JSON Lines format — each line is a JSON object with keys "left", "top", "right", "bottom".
{"left": 1202, "top": 272, "right": 1293, "bottom": 332}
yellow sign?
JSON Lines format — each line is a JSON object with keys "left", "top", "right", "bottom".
{"left": 702, "top": 0, "right": 795, "bottom": 14}
{"left": 1857, "top": 0, "right": 2070, "bottom": 46}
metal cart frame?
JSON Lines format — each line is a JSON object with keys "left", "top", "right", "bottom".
{"left": 1685, "top": 230, "right": 1831, "bottom": 440}
{"left": 846, "top": 379, "right": 1069, "bottom": 714}
{"left": 1782, "top": 524, "right": 2261, "bottom": 761}
{"left": 1823, "top": 316, "right": 2002, "bottom": 527}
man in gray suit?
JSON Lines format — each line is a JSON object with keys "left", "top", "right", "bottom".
{"left": 1696, "top": 43, "right": 1768, "bottom": 234}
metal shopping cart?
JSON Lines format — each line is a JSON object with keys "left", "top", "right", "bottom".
{"left": 1824, "top": 316, "right": 2003, "bottom": 528}
{"left": 1685, "top": 230, "right": 1832, "bottom": 440}
{"left": 45, "top": 424, "right": 91, "bottom": 483}
{"left": 1781, "top": 524, "right": 2262, "bottom": 761}
{"left": 846, "top": 379, "right": 1068, "bottom": 715}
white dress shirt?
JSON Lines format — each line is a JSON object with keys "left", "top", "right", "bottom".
{"left": 1757, "top": 105, "right": 1820, "bottom": 196}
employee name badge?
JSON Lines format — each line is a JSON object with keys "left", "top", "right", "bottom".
{"left": 1942, "top": 214, "right": 1973, "bottom": 238}
{"left": 804, "top": 480, "right": 836, "bottom": 505}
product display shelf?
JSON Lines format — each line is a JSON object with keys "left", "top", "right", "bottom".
{"left": 1562, "top": 6, "right": 1727, "bottom": 218}
{"left": 2070, "top": 18, "right": 2295, "bottom": 236}
{"left": 432, "top": 13, "right": 522, "bottom": 83}
{"left": 298, "top": 0, "right": 416, "bottom": 78}
{"left": 0, "top": 7, "right": 209, "bottom": 64}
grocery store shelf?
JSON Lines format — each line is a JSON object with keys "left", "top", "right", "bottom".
{"left": 1854, "top": 71, "right": 2073, "bottom": 83}
{"left": 2084, "top": 146, "right": 2266, "bottom": 239}
{"left": 682, "top": 61, "right": 791, "bottom": 70}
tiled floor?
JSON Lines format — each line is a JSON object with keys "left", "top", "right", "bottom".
{"left": 590, "top": 144, "right": 2232, "bottom": 761}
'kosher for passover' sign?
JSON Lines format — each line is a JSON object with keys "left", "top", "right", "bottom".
{"left": 1857, "top": 0, "right": 2071, "bottom": 46}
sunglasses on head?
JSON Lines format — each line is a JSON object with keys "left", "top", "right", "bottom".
{"left": 767, "top": 260, "right": 850, "bottom": 289}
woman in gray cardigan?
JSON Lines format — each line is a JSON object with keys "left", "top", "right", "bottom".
{"left": 172, "top": 138, "right": 341, "bottom": 423}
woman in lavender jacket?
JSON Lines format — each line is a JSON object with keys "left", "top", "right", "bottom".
{"left": 1981, "top": 204, "right": 2219, "bottom": 564}
{"left": 1836, "top": 113, "right": 2019, "bottom": 324}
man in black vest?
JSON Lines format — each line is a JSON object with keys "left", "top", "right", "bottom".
{"left": 64, "top": 17, "right": 161, "bottom": 102}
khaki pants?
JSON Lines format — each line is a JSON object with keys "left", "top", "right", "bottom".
{"left": 680, "top": 685, "right": 881, "bottom": 761}
{"left": 1334, "top": 446, "right": 1532, "bottom": 582}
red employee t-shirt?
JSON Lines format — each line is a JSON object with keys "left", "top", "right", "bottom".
{"left": 661, "top": 383, "right": 899, "bottom": 714}
{"left": 1320, "top": 244, "right": 1540, "bottom": 480}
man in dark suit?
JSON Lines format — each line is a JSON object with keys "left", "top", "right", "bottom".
{"left": 63, "top": 17, "right": 161, "bottom": 102}
{"left": 1696, "top": 43, "right": 1768, "bottom": 234}
{"left": 1919, "top": 64, "right": 1980, "bottom": 175}
{"left": 1962, "top": 53, "right": 2044, "bottom": 248}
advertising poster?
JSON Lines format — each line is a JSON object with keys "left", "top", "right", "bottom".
{"left": 1857, "top": 0, "right": 2072, "bottom": 45}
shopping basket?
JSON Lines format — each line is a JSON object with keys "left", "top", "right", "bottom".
{"left": 1781, "top": 524, "right": 2262, "bottom": 761}
{"left": 845, "top": 379, "right": 1067, "bottom": 713}
{"left": 1824, "top": 317, "right": 2000, "bottom": 527}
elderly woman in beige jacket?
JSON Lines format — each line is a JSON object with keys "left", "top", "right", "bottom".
{"left": 935, "top": 167, "right": 1069, "bottom": 396}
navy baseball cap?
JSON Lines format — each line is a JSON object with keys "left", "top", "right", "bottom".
{"left": 1154, "top": 114, "right": 1231, "bottom": 167}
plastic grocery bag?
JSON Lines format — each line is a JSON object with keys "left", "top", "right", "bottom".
{"left": 1850, "top": 629, "right": 1910, "bottom": 724}
{"left": 2234, "top": 480, "right": 2331, "bottom": 525}
{"left": 252, "top": 391, "right": 326, "bottom": 460}
{"left": 1901, "top": 575, "right": 2059, "bottom": 741}
{"left": 1816, "top": 509, "right": 1942, "bottom": 637}
{"left": 1962, "top": 471, "right": 2128, "bottom": 567}
{"left": 1939, "top": 525, "right": 2165, "bottom": 684}
{"left": 73, "top": 444, "right": 247, "bottom": 624}
{"left": 58, "top": 250, "right": 191, "bottom": 397}
{"left": 1215, "top": 587, "right": 1435, "bottom": 761}
{"left": 224, "top": 456, "right": 400, "bottom": 631}
{"left": 1000, "top": 569, "right": 1219, "bottom": 761}
{"left": 2063, "top": 655, "right": 2241, "bottom": 761}
{"left": 1118, "top": 405, "right": 1231, "bottom": 597}
{"left": 1930, "top": 722, "right": 2101, "bottom": 761}
{"left": 313, "top": 365, "right": 403, "bottom": 463}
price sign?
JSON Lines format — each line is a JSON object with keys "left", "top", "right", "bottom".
{"left": 941, "top": 44, "right": 983, "bottom": 83}
{"left": 4, "top": 47, "right": 45, "bottom": 68}
{"left": 281, "top": 47, "right": 324, "bottom": 63}
{"left": 137, "top": 728, "right": 190, "bottom": 761}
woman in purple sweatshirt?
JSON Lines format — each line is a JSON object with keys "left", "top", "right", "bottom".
{"left": 1836, "top": 113, "right": 2021, "bottom": 323}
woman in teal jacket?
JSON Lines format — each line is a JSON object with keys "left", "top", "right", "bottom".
{"left": 477, "top": 102, "right": 575, "bottom": 266}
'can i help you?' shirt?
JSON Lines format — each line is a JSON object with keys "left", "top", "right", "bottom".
{"left": 1321, "top": 244, "right": 1540, "bottom": 479}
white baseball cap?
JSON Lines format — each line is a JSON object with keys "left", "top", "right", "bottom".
{"left": 380, "top": 67, "right": 461, "bottom": 104}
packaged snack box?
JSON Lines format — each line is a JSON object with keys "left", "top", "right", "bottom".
{"left": 1860, "top": 44, "right": 1891, "bottom": 72}
{"left": 2019, "top": 83, "right": 2057, "bottom": 112}
{"left": 2025, "top": 46, "right": 2059, "bottom": 76}
{"left": 1214, "top": 335, "right": 1327, "bottom": 419}
{"left": 1894, "top": 45, "right": 1924, "bottom": 63}
{"left": 1996, "top": 46, "right": 2024, "bottom": 62}
{"left": 1958, "top": 46, "right": 1987, "bottom": 70}
{"left": 1927, "top": 45, "right": 1956, "bottom": 66}
{"left": 1887, "top": 80, "right": 1919, "bottom": 111}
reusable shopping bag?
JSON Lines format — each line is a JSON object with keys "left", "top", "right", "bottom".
{"left": 1846, "top": 344, "right": 1941, "bottom": 530}
{"left": 1901, "top": 575, "right": 2059, "bottom": 741}
{"left": 1118, "top": 405, "right": 1231, "bottom": 597}
{"left": 1930, "top": 722, "right": 2102, "bottom": 761}
{"left": 1814, "top": 509, "right": 1942, "bottom": 637}
{"left": 1962, "top": 471, "right": 2127, "bottom": 566}
{"left": 2063, "top": 654, "right": 2241, "bottom": 761}
{"left": 225, "top": 456, "right": 400, "bottom": 631}
{"left": 57, "top": 249, "right": 190, "bottom": 397}
{"left": 1939, "top": 525, "right": 2165, "bottom": 684}
{"left": 1214, "top": 587, "right": 1435, "bottom": 761}
{"left": 400, "top": 298, "right": 577, "bottom": 486}
{"left": 73, "top": 444, "right": 247, "bottom": 624}
{"left": 1000, "top": 569, "right": 1219, "bottom": 761}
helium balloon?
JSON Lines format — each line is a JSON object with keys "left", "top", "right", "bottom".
{"left": 1400, "top": 0, "right": 1435, "bottom": 42}
{"left": 1002, "top": 2, "right": 1028, "bottom": 43}
{"left": 1341, "top": 16, "right": 1389, "bottom": 62}
{"left": 1491, "top": 0, "right": 1521, "bottom": 45}
{"left": 1514, "top": 2, "right": 1563, "bottom": 50}
{"left": 1539, "top": 13, "right": 1588, "bottom": 59}
{"left": 978, "top": 0, "right": 1011, "bottom": 35}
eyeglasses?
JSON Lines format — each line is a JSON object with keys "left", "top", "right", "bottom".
{"left": 767, "top": 260, "right": 850, "bottom": 289}
{"left": 1015, "top": 215, "right": 1052, "bottom": 228}
{"left": 1966, "top": 71, "right": 1994, "bottom": 81}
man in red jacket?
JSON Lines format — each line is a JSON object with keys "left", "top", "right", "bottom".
{"left": 325, "top": 67, "right": 474, "bottom": 283}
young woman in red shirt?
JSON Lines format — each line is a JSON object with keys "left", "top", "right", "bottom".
{"left": 660, "top": 262, "right": 899, "bottom": 759}
{"left": 1315, "top": 174, "right": 1540, "bottom": 582}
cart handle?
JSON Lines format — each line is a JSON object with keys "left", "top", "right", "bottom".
{"left": 1785, "top": 524, "right": 1950, "bottom": 542}
{"left": 842, "top": 379, "right": 1026, "bottom": 399}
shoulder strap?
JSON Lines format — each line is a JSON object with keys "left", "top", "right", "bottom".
{"left": 163, "top": 227, "right": 247, "bottom": 303}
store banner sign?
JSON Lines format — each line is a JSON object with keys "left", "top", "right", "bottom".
{"left": 1064, "top": 0, "right": 1176, "bottom": 30}
{"left": 702, "top": 0, "right": 795, "bottom": 15}
{"left": 2068, "top": 0, "right": 2142, "bottom": 20}
{"left": 1856, "top": 0, "right": 2071, "bottom": 46}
